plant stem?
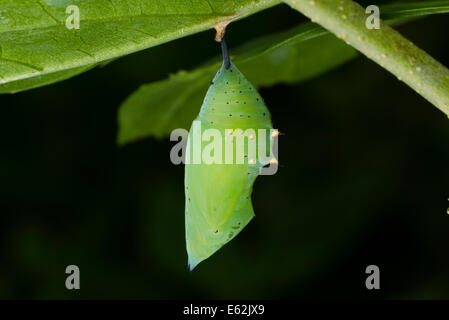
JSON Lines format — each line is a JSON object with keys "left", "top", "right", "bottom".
{"left": 283, "top": 0, "right": 449, "bottom": 117}
{"left": 221, "top": 38, "right": 231, "bottom": 69}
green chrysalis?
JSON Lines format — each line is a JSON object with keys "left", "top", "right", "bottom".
{"left": 185, "top": 39, "right": 274, "bottom": 270}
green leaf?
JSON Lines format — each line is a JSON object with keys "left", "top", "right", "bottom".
{"left": 0, "top": 0, "right": 281, "bottom": 93}
{"left": 118, "top": 1, "right": 449, "bottom": 145}
{"left": 382, "top": 1, "right": 449, "bottom": 23}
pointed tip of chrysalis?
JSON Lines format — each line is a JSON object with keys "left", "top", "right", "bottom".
{"left": 188, "top": 256, "right": 201, "bottom": 272}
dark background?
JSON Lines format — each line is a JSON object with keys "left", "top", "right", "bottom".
{"left": 0, "top": 1, "right": 448, "bottom": 299}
